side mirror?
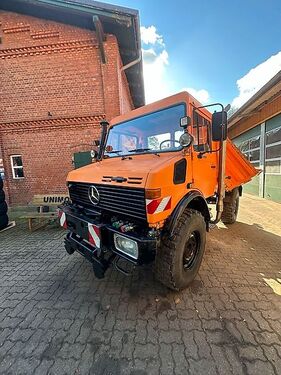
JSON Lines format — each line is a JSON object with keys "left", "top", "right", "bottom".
{"left": 212, "top": 111, "right": 227, "bottom": 141}
{"left": 93, "top": 139, "right": 100, "bottom": 146}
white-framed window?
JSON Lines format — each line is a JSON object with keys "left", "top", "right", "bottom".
{"left": 238, "top": 135, "right": 261, "bottom": 168}
{"left": 10, "top": 155, "right": 24, "bottom": 179}
{"left": 265, "top": 126, "right": 281, "bottom": 175}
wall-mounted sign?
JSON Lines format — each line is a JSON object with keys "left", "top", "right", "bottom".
{"left": 32, "top": 194, "right": 70, "bottom": 206}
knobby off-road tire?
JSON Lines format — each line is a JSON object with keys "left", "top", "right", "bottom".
{"left": 0, "top": 201, "right": 8, "bottom": 215}
{"left": 0, "top": 176, "right": 9, "bottom": 230}
{"left": 0, "top": 190, "right": 5, "bottom": 203}
{"left": 221, "top": 188, "right": 239, "bottom": 224}
{"left": 154, "top": 208, "right": 206, "bottom": 291}
{"left": 0, "top": 214, "right": 9, "bottom": 230}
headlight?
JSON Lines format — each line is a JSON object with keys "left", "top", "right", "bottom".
{"left": 114, "top": 234, "right": 138, "bottom": 259}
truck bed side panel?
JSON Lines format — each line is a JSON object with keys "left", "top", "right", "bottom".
{"left": 225, "top": 139, "right": 259, "bottom": 192}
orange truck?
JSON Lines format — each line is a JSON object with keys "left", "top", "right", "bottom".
{"left": 58, "top": 92, "right": 258, "bottom": 290}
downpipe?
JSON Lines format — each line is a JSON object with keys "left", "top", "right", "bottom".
{"left": 120, "top": 54, "right": 142, "bottom": 72}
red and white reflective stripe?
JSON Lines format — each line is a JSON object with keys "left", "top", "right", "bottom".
{"left": 146, "top": 196, "right": 172, "bottom": 215}
{"left": 88, "top": 223, "right": 101, "bottom": 248}
{"left": 58, "top": 210, "right": 67, "bottom": 229}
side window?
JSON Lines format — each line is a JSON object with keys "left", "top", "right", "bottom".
{"left": 192, "top": 112, "right": 211, "bottom": 152}
{"left": 11, "top": 155, "right": 24, "bottom": 179}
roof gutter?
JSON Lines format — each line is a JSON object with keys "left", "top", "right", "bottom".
{"left": 121, "top": 11, "right": 142, "bottom": 72}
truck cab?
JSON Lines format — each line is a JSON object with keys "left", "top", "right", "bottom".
{"left": 58, "top": 92, "right": 258, "bottom": 290}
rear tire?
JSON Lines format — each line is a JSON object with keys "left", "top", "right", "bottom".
{"left": 0, "top": 190, "right": 5, "bottom": 203}
{"left": 0, "top": 214, "right": 9, "bottom": 230}
{"left": 221, "top": 188, "right": 239, "bottom": 224}
{"left": 0, "top": 201, "right": 8, "bottom": 215}
{"left": 154, "top": 208, "right": 206, "bottom": 290}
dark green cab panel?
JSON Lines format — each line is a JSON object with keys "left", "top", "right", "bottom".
{"left": 73, "top": 151, "right": 92, "bottom": 169}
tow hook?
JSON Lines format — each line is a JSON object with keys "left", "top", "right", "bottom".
{"left": 113, "top": 256, "right": 135, "bottom": 276}
{"left": 92, "top": 259, "right": 108, "bottom": 279}
{"left": 92, "top": 253, "right": 116, "bottom": 279}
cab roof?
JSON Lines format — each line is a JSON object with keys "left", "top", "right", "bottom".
{"left": 110, "top": 91, "right": 212, "bottom": 126}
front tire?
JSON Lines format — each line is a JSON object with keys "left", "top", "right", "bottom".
{"left": 154, "top": 209, "right": 206, "bottom": 290}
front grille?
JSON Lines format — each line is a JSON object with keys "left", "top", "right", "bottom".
{"left": 68, "top": 182, "right": 147, "bottom": 221}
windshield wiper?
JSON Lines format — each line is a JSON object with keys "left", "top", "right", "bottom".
{"left": 128, "top": 148, "right": 152, "bottom": 153}
{"left": 106, "top": 150, "right": 122, "bottom": 154}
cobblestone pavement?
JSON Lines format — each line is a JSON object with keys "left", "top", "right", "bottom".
{"left": 0, "top": 194, "right": 280, "bottom": 375}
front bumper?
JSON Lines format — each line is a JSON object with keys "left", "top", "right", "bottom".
{"left": 64, "top": 231, "right": 112, "bottom": 279}
{"left": 58, "top": 205, "right": 156, "bottom": 276}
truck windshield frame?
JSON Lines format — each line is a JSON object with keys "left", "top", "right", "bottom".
{"left": 104, "top": 103, "right": 187, "bottom": 158}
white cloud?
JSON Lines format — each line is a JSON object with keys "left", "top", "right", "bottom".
{"left": 140, "top": 25, "right": 164, "bottom": 46}
{"left": 232, "top": 51, "right": 281, "bottom": 109}
{"left": 182, "top": 87, "right": 210, "bottom": 105}
{"left": 140, "top": 25, "right": 210, "bottom": 105}
{"left": 142, "top": 49, "right": 170, "bottom": 103}
{"left": 141, "top": 25, "right": 170, "bottom": 103}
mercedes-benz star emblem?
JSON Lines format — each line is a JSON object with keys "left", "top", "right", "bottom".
{"left": 88, "top": 185, "right": 100, "bottom": 205}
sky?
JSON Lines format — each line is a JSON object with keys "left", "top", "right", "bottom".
{"left": 103, "top": 0, "right": 281, "bottom": 109}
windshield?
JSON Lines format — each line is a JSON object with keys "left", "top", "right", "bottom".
{"left": 105, "top": 103, "right": 186, "bottom": 157}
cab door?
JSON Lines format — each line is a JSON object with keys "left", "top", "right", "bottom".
{"left": 190, "top": 110, "right": 218, "bottom": 198}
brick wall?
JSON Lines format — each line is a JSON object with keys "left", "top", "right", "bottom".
{"left": 1, "top": 117, "right": 103, "bottom": 205}
{"left": 0, "top": 10, "right": 134, "bottom": 205}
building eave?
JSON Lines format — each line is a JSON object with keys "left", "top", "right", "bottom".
{"left": 229, "top": 70, "right": 281, "bottom": 128}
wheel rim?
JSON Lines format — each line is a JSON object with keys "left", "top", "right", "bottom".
{"left": 183, "top": 231, "right": 200, "bottom": 270}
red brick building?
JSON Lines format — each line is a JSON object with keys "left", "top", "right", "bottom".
{"left": 0, "top": 0, "right": 144, "bottom": 206}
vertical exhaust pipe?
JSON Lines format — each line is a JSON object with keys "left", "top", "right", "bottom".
{"left": 211, "top": 137, "right": 227, "bottom": 224}
{"left": 195, "top": 102, "right": 229, "bottom": 225}
{"left": 98, "top": 120, "right": 109, "bottom": 161}
{"left": 210, "top": 105, "right": 229, "bottom": 225}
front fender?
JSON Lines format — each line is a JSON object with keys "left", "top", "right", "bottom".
{"left": 166, "top": 190, "right": 210, "bottom": 236}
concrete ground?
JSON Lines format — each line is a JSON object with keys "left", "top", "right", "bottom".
{"left": 0, "top": 194, "right": 280, "bottom": 375}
